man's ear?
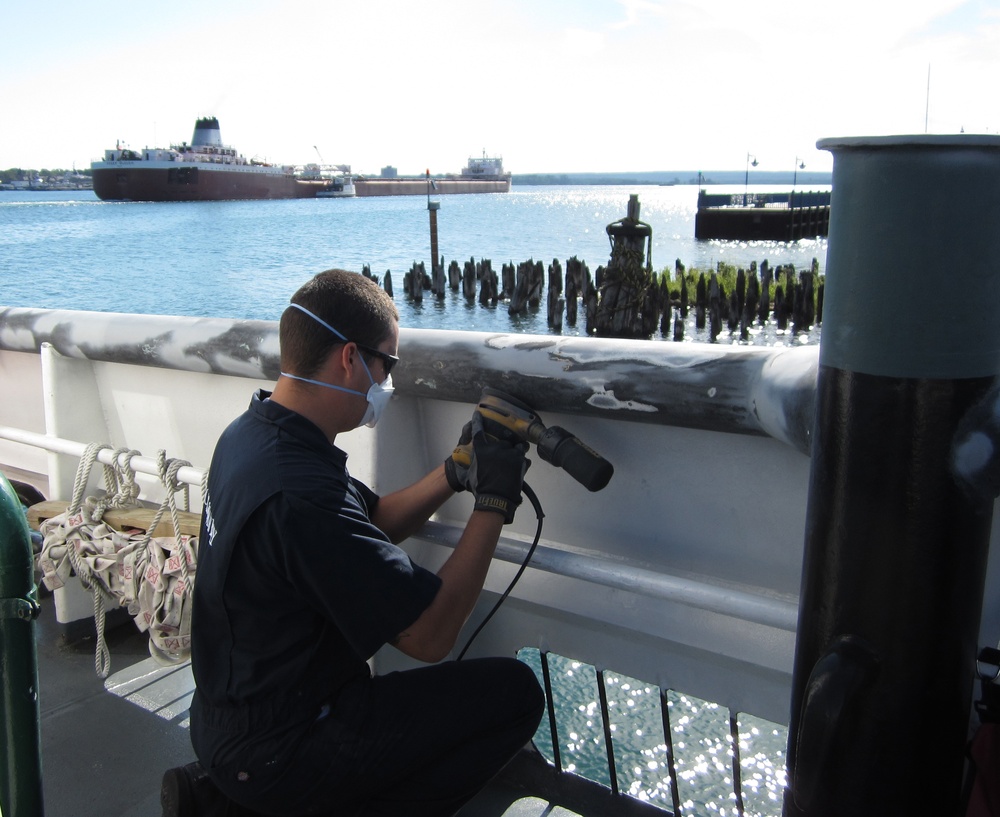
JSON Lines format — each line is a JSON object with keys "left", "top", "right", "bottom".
{"left": 320, "top": 343, "right": 355, "bottom": 381}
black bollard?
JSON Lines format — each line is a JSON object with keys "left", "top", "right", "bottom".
{"left": 784, "top": 135, "right": 1000, "bottom": 817}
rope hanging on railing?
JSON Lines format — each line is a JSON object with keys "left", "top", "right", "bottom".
{"left": 137, "top": 450, "right": 196, "bottom": 667}
{"left": 36, "top": 444, "right": 202, "bottom": 677}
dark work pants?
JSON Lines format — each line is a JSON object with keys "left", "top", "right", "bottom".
{"left": 212, "top": 657, "right": 545, "bottom": 817}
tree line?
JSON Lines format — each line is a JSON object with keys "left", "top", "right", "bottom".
{"left": 2, "top": 168, "right": 93, "bottom": 182}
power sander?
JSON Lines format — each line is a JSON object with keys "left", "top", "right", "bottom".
{"left": 455, "top": 387, "right": 614, "bottom": 492}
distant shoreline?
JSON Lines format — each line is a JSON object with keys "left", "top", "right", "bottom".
{"left": 513, "top": 170, "right": 833, "bottom": 186}
{"left": 0, "top": 185, "right": 93, "bottom": 192}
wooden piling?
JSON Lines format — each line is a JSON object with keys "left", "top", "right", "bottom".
{"left": 377, "top": 238, "right": 827, "bottom": 343}
{"left": 463, "top": 257, "right": 476, "bottom": 301}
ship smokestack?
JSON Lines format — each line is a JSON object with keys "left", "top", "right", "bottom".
{"left": 191, "top": 117, "right": 223, "bottom": 148}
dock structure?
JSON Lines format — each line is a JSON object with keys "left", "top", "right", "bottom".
{"left": 695, "top": 190, "right": 831, "bottom": 241}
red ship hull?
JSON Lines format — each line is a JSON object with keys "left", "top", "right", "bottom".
{"left": 92, "top": 164, "right": 329, "bottom": 202}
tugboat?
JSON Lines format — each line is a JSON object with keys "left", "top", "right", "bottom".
{"left": 91, "top": 117, "right": 354, "bottom": 202}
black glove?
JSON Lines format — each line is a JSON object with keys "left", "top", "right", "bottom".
{"left": 477, "top": 413, "right": 527, "bottom": 447}
{"left": 467, "top": 414, "right": 530, "bottom": 523}
{"left": 444, "top": 421, "right": 474, "bottom": 492}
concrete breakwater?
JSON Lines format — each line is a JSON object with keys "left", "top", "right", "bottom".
{"left": 352, "top": 178, "right": 511, "bottom": 197}
{"left": 695, "top": 190, "right": 832, "bottom": 241}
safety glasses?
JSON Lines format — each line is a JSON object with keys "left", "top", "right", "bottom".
{"left": 356, "top": 343, "right": 399, "bottom": 377}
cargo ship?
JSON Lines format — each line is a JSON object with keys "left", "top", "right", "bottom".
{"left": 353, "top": 152, "right": 511, "bottom": 197}
{"left": 91, "top": 117, "right": 355, "bottom": 202}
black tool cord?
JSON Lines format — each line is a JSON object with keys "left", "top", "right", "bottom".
{"left": 456, "top": 481, "right": 544, "bottom": 661}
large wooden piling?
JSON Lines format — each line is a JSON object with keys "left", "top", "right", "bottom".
{"left": 591, "top": 195, "right": 657, "bottom": 338}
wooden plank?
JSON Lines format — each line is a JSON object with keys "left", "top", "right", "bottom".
{"left": 27, "top": 500, "right": 201, "bottom": 537}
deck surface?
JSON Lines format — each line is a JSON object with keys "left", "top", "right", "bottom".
{"left": 33, "top": 590, "right": 582, "bottom": 817}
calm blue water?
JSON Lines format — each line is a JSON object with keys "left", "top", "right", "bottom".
{"left": 2, "top": 186, "right": 794, "bottom": 814}
{"left": 1, "top": 187, "right": 826, "bottom": 345}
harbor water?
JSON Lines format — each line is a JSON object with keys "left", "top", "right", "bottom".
{"left": 2, "top": 185, "right": 802, "bottom": 815}
{"left": 1, "top": 186, "right": 826, "bottom": 347}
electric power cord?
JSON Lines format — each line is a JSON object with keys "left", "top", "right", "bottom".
{"left": 456, "top": 481, "right": 544, "bottom": 661}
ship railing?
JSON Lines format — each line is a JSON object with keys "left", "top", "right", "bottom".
{"left": 0, "top": 307, "right": 820, "bottom": 815}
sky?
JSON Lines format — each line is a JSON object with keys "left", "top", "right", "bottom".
{"left": 3, "top": 0, "right": 999, "bottom": 176}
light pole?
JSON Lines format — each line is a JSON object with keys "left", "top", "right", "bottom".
{"left": 792, "top": 157, "right": 805, "bottom": 192}
{"left": 744, "top": 153, "right": 758, "bottom": 206}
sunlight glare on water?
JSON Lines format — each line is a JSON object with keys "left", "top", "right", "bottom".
{"left": 2, "top": 187, "right": 825, "bottom": 348}
{"left": 518, "top": 649, "right": 788, "bottom": 816}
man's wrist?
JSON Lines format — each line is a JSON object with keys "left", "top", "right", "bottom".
{"left": 444, "top": 458, "right": 466, "bottom": 492}
{"left": 473, "top": 494, "right": 517, "bottom": 523}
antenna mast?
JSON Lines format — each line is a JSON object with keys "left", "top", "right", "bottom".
{"left": 925, "top": 64, "right": 931, "bottom": 133}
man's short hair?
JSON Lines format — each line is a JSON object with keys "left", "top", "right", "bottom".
{"left": 280, "top": 269, "right": 399, "bottom": 378}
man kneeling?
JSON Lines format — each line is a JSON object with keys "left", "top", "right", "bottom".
{"left": 162, "top": 269, "right": 544, "bottom": 817}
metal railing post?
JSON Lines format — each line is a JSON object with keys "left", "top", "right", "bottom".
{"left": 785, "top": 135, "right": 1000, "bottom": 816}
{"left": 0, "top": 474, "right": 44, "bottom": 817}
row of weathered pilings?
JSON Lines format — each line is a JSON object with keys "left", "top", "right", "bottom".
{"left": 360, "top": 195, "right": 822, "bottom": 341}
{"left": 361, "top": 256, "right": 823, "bottom": 341}
{"left": 693, "top": 258, "right": 823, "bottom": 341}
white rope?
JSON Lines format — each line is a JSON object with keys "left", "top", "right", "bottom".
{"left": 36, "top": 443, "right": 204, "bottom": 677}
{"left": 138, "top": 450, "right": 197, "bottom": 666}
{"left": 54, "top": 442, "right": 126, "bottom": 677}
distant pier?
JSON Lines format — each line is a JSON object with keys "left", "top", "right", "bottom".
{"left": 695, "top": 190, "right": 831, "bottom": 241}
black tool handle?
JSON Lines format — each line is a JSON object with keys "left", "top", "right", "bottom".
{"left": 536, "top": 427, "right": 614, "bottom": 491}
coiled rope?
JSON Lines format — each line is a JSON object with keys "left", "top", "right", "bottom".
{"left": 37, "top": 444, "right": 203, "bottom": 677}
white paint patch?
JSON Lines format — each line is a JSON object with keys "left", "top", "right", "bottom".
{"left": 585, "top": 387, "right": 658, "bottom": 413}
{"left": 484, "top": 334, "right": 556, "bottom": 351}
{"left": 480, "top": 332, "right": 743, "bottom": 372}
{"left": 0, "top": 325, "right": 37, "bottom": 350}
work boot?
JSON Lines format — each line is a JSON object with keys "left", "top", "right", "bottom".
{"left": 161, "top": 761, "right": 230, "bottom": 817}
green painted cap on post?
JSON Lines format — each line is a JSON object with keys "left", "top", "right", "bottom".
{"left": 818, "top": 134, "right": 1000, "bottom": 379}
{"left": 0, "top": 474, "right": 33, "bottom": 596}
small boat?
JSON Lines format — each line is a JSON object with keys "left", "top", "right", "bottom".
{"left": 299, "top": 162, "right": 356, "bottom": 198}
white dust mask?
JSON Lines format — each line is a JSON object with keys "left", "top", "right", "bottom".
{"left": 355, "top": 357, "right": 394, "bottom": 428}
{"left": 280, "top": 303, "right": 395, "bottom": 429}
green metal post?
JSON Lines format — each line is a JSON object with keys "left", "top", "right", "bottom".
{"left": 0, "top": 473, "right": 44, "bottom": 817}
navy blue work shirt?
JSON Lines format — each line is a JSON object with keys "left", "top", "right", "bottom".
{"left": 191, "top": 390, "right": 441, "bottom": 726}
